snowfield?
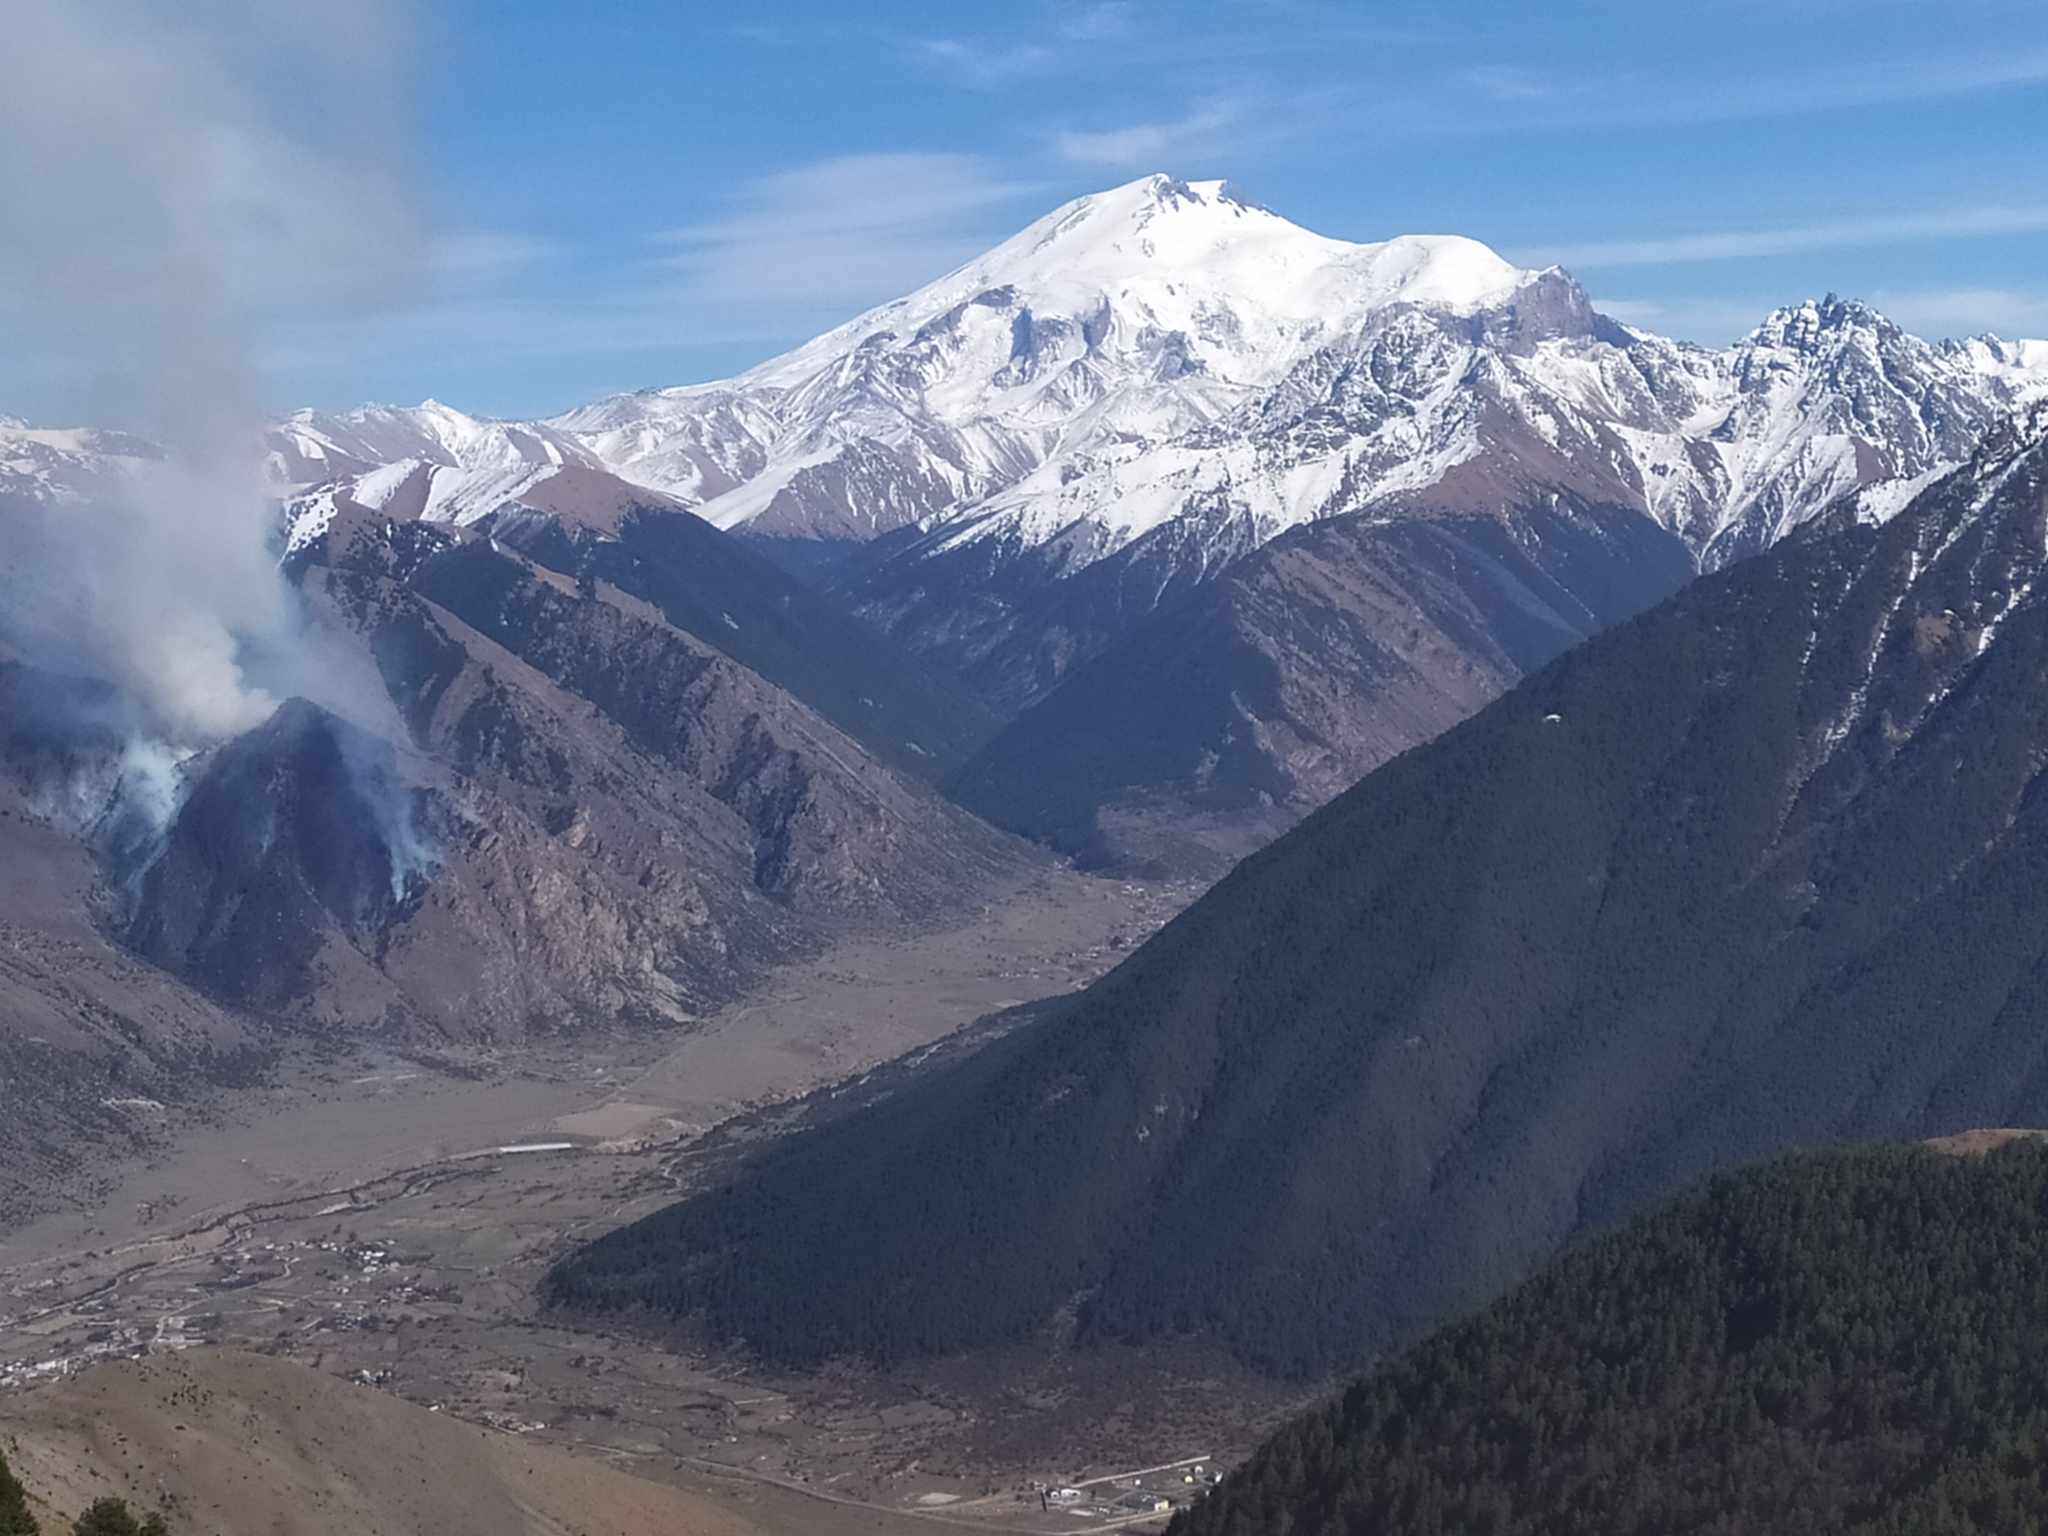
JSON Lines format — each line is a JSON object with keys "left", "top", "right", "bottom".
{"left": 17, "top": 176, "right": 2047, "bottom": 599}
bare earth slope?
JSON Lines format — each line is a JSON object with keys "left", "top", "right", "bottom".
{"left": 0, "top": 512, "right": 1033, "bottom": 1047}
{"left": 0, "top": 499, "right": 1037, "bottom": 1214}
{"left": 0, "top": 1349, "right": 771, "bottom": 1536}
{"left": 0, "top": 772, "right": 255, "bottom": 1222}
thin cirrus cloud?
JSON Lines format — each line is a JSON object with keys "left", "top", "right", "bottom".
{"left": 426, "top": 229, "right": 559, "bottom": 284}
{"left": 913, "top": 36, "right": 1059, "bottom": 87}
{"left": 1871, "top": 289, "right": 2048, "bottom": 340}
{"left": 1056, "top": 105, "right": 1243, "bottom": 171}
{"left": 1523, "top": 205, "right": 2048, "bottom": 269}
{"left": 911, "top": 1, "right": 1139, "bottom": 85}
{"left": 255, "top": 161, "right": 1041, "bottom": 409}
{"left": 649, "top": 154, "right": 1040, "bottom": 337}
{"left": 1589, "top": 297, "right": 1796, "bottom": 347}
{"left": 1460, "top": 66, "right": 1553, "bottom": 105}
{"left": 1703, "top": 41, "right": 2048, "bottom": 121}
{"left": 1285, "top": 35, "right": 2048, "bottom": 145}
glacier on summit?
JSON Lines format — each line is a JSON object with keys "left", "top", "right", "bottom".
{"left": 262, "top": 175, "right": 2048, "bottom": 598}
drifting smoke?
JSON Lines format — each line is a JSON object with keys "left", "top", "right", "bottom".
{"left": 0, "top": 0, "right": 417, "bottom": 742}
{"left": 0, "top": 0, "right": 444, "bottom": 921}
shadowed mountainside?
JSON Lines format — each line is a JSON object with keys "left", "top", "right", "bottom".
{"left": 487, "top": 503, "right": 1004, "bottom": 780}
{"left": 946, "top": 492, "right": 1695, "bottom": 871}
{"left": 549, "top": 407, "right": 2048, "bottom": 1378}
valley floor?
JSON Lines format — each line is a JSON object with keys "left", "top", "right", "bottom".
{"left": 0, "top": 868, "right": 1308, "bottom": 1536}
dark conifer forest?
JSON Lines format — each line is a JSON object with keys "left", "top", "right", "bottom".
{"left": 1178, "top": 1141, "right": 2048, "bottom": 1536}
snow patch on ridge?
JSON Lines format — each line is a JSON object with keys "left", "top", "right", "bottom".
{"left": 251, "top": 176, "right": 2048, "bottom": 594}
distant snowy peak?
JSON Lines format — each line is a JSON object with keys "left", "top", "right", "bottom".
{"left": 557, "top": 174, "right": 1576, "bottom": 544}
{"left": 1951, "top": 334, "right": 2048, "bottom": 387}
{"left": 268, "top": 399, "right": 694, "bottom": 560}
{"left": 0, "top": 419, "right": 164, "bottom": 514}
{"left": 1686, "top": 294, "right": 2048, "bottom": 564}
{"left": 254, "top": 175, "right": 2048, "bottom": 591}
{"left": 269, "top": 399, "right": 604, "bottom": 489}
{"left": 732, "top": 175, "right": 1549, "bottom": 392}
{"left": 268, "top": 397, "right": 625, "bottom": 540}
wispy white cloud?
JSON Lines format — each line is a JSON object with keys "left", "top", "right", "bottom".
{"left": 247, "top": 227, "right": 564, "bottom": 387}
{"left": 1869, "top": 287, "right": 2048, "bottom": 340}
{"left": 914, "top": 36, "right": 1060, "bottom": 87}
{"left": 652, "top": 153, "right": 1038, "bottom": 330}
{"left": 1781, "top": 42, "right": 2048, "bottom": 115}
{"left": 913, "top": 2, "right": 1141, "bottom": 86}
{"left": 1052, "top": 2, "right": 1140, "bottom": 42}
{"left": 1056, "top": 104, "right": 1242, "bottom": 170}
{"left": 427, "top": 230, "right": 559, "bottom": 282}
{"left": 1461, "top": 66, "right": 1553, "bottom": 104}
{"left": 249, "top": 159, "right": 1046, "bottom": 406}
{"left": 1379, "top": 40, "right": 2048, "bottom": 139}
{"left": 1587, "top": 295, "right": 1788, "bottom": 346}
{"left": 1524, "top": 205, "right": 2048, "bottom": 268}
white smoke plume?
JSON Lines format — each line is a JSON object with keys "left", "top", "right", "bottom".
{"left": 0, "top": 0, "right": 417, "bottom": 742}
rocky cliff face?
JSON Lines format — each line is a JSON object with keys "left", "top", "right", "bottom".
{"left": 0, "top": 492, "right": 1031, "bottom": 1054}
{"left": 164, "top": 514, "right": 1033, "bottom": 1038}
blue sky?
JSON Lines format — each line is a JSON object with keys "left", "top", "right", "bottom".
{"left": 5, "top": 0, "right": 2047, "bottom": 423}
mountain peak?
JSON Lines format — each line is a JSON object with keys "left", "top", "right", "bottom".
{"left": 1745, "top": 293, "right": 1903, "bottom": 351}
{"left": 730, "top": 174, "right": 1547, "bottom": 406}
{"left": 283, "top": 177, "right": 2048, "bottom": 596}
{"left": 985, "top": 172, "right": 1540, "bottom": 318}
{"left": 1047, "top": 172, "right": 1268, "bottom": 230}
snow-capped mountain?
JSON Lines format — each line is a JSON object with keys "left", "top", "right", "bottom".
{"left": 268, "top": 173, "right": 2048, "bottom": 632}
{"left": 0, "top": 418, "right": 162, "bottom": 511}
{"left": 267, "top": 399, "right": 624, "bottom": 538}
{"left": 1604, "top": 300, "right": 2048, "bottom": 566}
{"left": 244, "top": 175, "right": 2048, "bottom": 871}
{"left": 271, "top": 176, "right": 1587, "bottom": 554}
{"left": 558, "top": 176, "right": 1551, "bottom": 547}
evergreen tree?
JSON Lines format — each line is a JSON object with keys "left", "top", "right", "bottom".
{"left": 0, "top": 1443, "right": 37, "bottom": 1536}
{"left": 68, "top": 1499, "right": 163, "bottom": 1536}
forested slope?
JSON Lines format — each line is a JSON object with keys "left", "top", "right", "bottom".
{"left": 1179, "top": 1140, "right": 2048, "bottom": 1536}
{"left": 551, "top": 409, "right": 2048, "bottom": 1377}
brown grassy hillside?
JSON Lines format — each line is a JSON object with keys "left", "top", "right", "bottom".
{"left": 0, "top": 1351, "right": 769, "bottom": 1536}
